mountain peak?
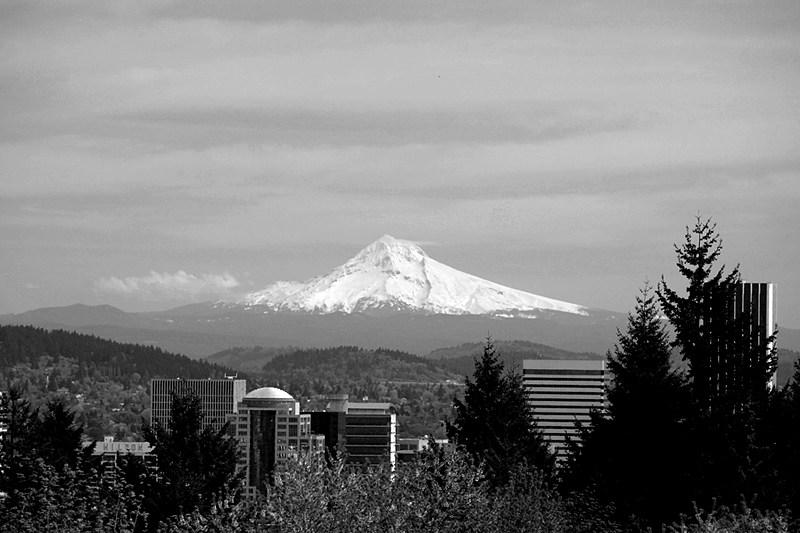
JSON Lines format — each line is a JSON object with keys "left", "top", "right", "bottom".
{"left": 240, "top": 237, "right": 586, "bottom": 316}
{"left": 353, "top": 236, "right": 428, "bottom": 270}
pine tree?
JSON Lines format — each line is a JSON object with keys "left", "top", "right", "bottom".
{"left": 657, "top": 216, "right": 778, "bottom": 512}
{"left": 137, "top": 390, "right": 241, "bottom": 531}
{"left": 607, "top": 282, "right": 687, "bottom": 425}
{"left": 447, "top": 337, "right": 554, "bottom": 485}
{"left": 657, "top": 216, "right": 776, "bottom": 412}
{"left": 562, "top": 283, "right": 689, "bottom": 530}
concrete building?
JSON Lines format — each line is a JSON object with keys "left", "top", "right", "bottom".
{"left": 150, "top": 378, "right": 246, "bottom": 433}
{"left": 523, "top": 359, "right": 608, "bottom": 459}
{"left": 396, "top": 437, "right": 450, "bottom": 463}
{"left": 226, "top": 387, "right": 325, "bottom": 497}
{"left": 309, "top": 395, "right": 397, "bottom": 467}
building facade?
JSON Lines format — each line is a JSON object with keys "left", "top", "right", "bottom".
{"left": 523, "top": 359, "right": 607, "bottom": 459}
{"left": 150, "top": 378, "right": 246, "bottom": 433}
{"left": 226, "top": 387, "right": 325, "bottom": 497}
{"left": 309, "top": 396, "right": 397, "bottom": 467}
{"left": 735, "top": 282, "right": 778, "bottom": 388}
{"left": 89, "top": 436, "right": 157, "bottom": 479}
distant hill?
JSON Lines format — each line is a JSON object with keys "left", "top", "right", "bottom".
{"left": 430, "top": 340, "right": 605, "bottom": 377}
{"left": 0, "top": 325, "right": 236, "bottom": 381}
{"left": 206, "top": 345, "right": 300, "bottom": 373}
{"left": 777, "top": 349, "right": 800, "bottom": 389}
{"left": 0, "top": 303, "right": 627, "bottom": 357}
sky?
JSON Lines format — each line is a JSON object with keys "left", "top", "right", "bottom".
{"left": 2, "top": 1, "right": 799, "bottom": 328}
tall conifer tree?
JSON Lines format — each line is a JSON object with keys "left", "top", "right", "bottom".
{"left": 657, "top": 216, "right": 776, "bottom": 411}
{"left": 562, "top": 283, "right": 689, "bottom": 530}
{"left": 447, "top": 337, "right": 554, "bottom": 485}
{"left": 657, "top": 216, "right": 778, "bottom": 511}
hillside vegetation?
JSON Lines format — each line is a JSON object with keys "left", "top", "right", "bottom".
{"left": 0, "top": 325, "right": 238, "bottom": 440}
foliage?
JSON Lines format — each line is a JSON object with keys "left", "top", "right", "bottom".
{"left": 657, "top": 216, "right": 780, "bottom": 513}
{"left": 0, "top": 326, "right": 233, "bottom": 382}
{"left": 0, "top": 460, "right": 147, "bottom": 533}
{"left": 250, "top": 345, "right": 464, "bottom": 439}
{"left": 134, "top": 391, "right": 242, "bottom": 532}
{"left": 447, "top": 337, "right": 555, "bottom": 485}
{"left": 0, "top": 325, "right": 240, "bottom": 440}
{"left": 0, "top": 387, "right": 86, "bottom": 504}
{"left": 164, "top": 445, "right": 568, "bottom": 533}
{"left": 657, "top": 217, "right": 776, "bottom": 410}
{"left": 667, "top": 502, "right": 790, "bottom": 533}
{"left": 561, "top": 283, "right": 690, "bottom": 530}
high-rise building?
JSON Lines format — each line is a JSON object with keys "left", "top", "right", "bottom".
{"left": 523, "top": 359, "right": 607, "bottom": 459}
{"left": 226, "top": 387, "right": 325, "bottom": 497}
{"left": 735, "top": 282, "right": 778, "bottom": 388}
{"left": 150, "top": 378, "right": 246, "bottom": 433}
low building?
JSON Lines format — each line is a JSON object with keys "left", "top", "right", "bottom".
{"left": 396, "top": 437, "right": 450, "bottom": 463}
{"left": 309, "top": 395, "right": 397, "bottom": 467}
{"left": 89, "top": 436, "right": 157, "bottom": 479}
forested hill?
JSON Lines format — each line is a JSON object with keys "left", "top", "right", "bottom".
{"left": 431, "top": 340, "right": 604, "bottom": 377}
{"left": 0, "top": 325, "right": 236, "bottom": 382}
{"left": 260, "top": 346, "right": 461, "bottom": 385}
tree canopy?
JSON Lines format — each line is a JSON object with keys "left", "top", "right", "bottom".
{"left": 447, "top": 337, "right": 555, "bottom": 485}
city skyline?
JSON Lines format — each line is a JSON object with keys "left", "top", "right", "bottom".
{"left": 2, "top": 1, "right": 799, "bottom": 327}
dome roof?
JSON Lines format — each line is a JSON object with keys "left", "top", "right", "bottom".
{"left": 245, "top": 387, "right": 294, "bottom": 401}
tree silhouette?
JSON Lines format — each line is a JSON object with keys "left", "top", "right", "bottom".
{"left": 562, "top": 282, "right": 689, "bottom": 530}
{"left": 137, "top": 390, "right": 241, "bottom": 531}
{"left": 447, "top": 337, "right": 554, "bottom": 485}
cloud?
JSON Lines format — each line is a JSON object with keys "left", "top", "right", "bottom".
{"left": 93, "top": 270, "right": 241, "bottom": 301}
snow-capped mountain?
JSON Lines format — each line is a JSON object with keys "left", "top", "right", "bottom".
{"left": 240, "top": 235, "right": 587, "bottom": 316}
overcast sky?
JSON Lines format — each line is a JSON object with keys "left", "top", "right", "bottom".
{"left": 2, "top": 1, "right": 799, "bottom": 328}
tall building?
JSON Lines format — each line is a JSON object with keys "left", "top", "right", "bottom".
{"left": 523, "top": 359, "right": 607, "bottom": 459}
{"left": 735, "top": 282, "right": 778, "bottom": 388}
{"left": 150, "top": 378, "right": 246, "bottom": 433}
{"left": 226, "top": 387, "right": 325, "bottom": 497}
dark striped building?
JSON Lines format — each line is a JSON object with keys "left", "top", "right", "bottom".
{"left": 523, "top": 359, "right": 607, "bottom": 459}
{"left": 735, "top": 282, "right": 777, "bottom": 388}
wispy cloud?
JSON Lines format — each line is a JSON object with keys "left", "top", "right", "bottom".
{"left": 93, "top": 270, "right": 240, "bottom": 301}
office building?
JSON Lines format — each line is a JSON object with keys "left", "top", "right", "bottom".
{"left": 735, "top": 282, "right": 778, "bottom": 388}
{"left": 523, "top": 359, "right": 607, "bottom": 459}
{"left": 309, "top": 395, "right": 397, "bottom": 467}
{"left": 150, "top": 378, "right": 246, "bottom": 433}
{"left": 226, "top": 387, "right": 325, "bottom": 497}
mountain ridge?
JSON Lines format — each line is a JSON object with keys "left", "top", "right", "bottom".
{"left": 239, "top": 235, "right": 587, "bottom": 317}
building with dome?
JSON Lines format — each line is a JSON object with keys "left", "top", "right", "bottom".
{"left": 226, "top": 386, "right": 325, "bottom": 497}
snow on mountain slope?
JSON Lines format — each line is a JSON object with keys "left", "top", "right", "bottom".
{"left": 240, "top": 235, "right": 587, "bottom": 316}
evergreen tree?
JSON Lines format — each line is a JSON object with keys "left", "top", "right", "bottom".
{"left": 0, "top": 388, "right": 87, "bottom": 508}
{"left": 657, "top": 216, "right": 778, "bottom": 513}
{"left": 137, "top": 390, "right": 241, "bottom": 531}
{"left": 447, "top": 337, "right": 554, "bottom": 485}
{"left": 562, "top": 283, "right": 690, "bottom": 530}
{"left": 657, "top": 216, "right": 776, "bottom": 411}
